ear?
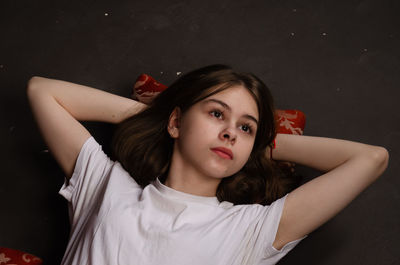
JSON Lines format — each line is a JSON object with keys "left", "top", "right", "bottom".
{"left": 167, "top": 107, "right": 181, "bottom": 138}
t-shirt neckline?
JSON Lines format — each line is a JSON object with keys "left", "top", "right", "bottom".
{"left": 153, "top": 177, "right": 221, "bottom": 206}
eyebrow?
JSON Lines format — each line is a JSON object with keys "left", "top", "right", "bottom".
{"left": 203, "top": 99, "right": 259, "bottom": 125}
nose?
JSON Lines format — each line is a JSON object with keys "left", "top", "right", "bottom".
{"left": 219, "top": 127, "right": 237, "bottom": 144}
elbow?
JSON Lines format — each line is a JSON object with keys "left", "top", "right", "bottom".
{"left": 369, "top": 146, "right": 389, "bottom": 179}
{"left": 27, "top": 76, "right": 46, "bottom": 96}
{"left": 27, "top": 76, "right": 41, "bottom": 91}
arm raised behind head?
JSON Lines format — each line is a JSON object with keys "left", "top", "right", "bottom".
{"left": 27, "top": 76, "right": 147, "bottom": 179}
{"left": 268, "top": 134, "right": 389, "bottom": 250}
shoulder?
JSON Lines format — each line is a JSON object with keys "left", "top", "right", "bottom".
{"left": 224, "top": 195, "right": 288, "bottom": 221}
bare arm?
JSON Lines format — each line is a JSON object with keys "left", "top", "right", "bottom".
{"left": 269, "top": 134, "right": 389, "bottom": 249}
{"left": 27, "top": 76, "right": 147, "bottom": 178}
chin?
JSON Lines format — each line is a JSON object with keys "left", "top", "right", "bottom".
{"left": 202, "top": 167, "right": 238, "bottom": 180}
{"left": 197, "top": 156, "right": 243, "bottom": 179}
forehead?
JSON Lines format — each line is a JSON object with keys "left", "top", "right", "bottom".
{"left": 201, "top": 85, "right": 259, "bottom": 119}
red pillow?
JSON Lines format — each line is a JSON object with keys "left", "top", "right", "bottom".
{"left": 0, "top": 247, "right": 42, "bottom": 265}
{"left": 132, "top": 74, "right": 167, "bottom": 105}
{"left": 274, "top": 109, "right": 306, "bottom": 135}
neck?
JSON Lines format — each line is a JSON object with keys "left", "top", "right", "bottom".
{"left": 164, "top": 174, "right": 220, "bottom": 197}
{"left": 165, "top": 148, "right": 221, "bottom": 197}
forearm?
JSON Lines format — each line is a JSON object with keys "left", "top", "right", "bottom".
{"left": 27, "top": 76, "right": 147, "bottom": 124}
{"left": 268, "top": 133, "right": 387, "bottom": 172}
{"left": 272, "top": 133, "right": 389, "bottom": 248}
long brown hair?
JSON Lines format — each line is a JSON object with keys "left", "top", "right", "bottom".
{"left": 111, "top": 64, "right": 301, "bottom": 205}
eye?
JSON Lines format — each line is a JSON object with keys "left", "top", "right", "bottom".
{"left": 240, "top": 123, "right": 254, "bottom": 134}
{"left": 210, "top": 109, "right": 223, "bottom": 119}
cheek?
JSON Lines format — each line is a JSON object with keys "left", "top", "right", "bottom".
{"left": 180, "top": 116, "right": 217, "bottom": 142}
{"left": 237, "top": 139, "right": 255, "bottom": 164}
{"left": 239, "top": 142, "right": 254, "bottom": 162}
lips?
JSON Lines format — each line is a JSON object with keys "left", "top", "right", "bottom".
{"left": 211, "top": 147, "right": 233, "bottom": 160}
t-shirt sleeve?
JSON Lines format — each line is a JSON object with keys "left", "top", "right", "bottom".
{"left": 58, "top": 136, "right": 114, "bottom": 227}
{"left": 258, "top": 194, "right": 307, "bottom": 262}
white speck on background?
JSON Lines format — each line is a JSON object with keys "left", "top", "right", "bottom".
{"left": 293, "top": 8, "right": 297, "bottom": 12}
{"left": 290, "top": 32, "right": 295, "bottom": 36}
{"left": 42, "top": 149, "right": 49, "bottom": 153}
{"left": 105, "top": 13, "right": 109, "bottom": 16}
{"left": 176, "top": 72, "right": 182, "bottom": 75}
{"left": 322, "top": 32, "right": 327, "bottom": 36}
{"left": 160, "top": 71, "right": 164, "bottom": 75}
{"left": 363, "top": 48, "right": 368, "bottom": 52}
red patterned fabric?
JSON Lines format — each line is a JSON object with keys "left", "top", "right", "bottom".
{"left": 132, "top": 74, "right": 167, "bottom": 105}
{"left": 274, "top": 109, "right": 306, "bottom": 135}
{"left": 132, "top": 74, "right": 306, "bottom": 136}
{"left": 0, "top": 247, "right": 42, "bottom": 265}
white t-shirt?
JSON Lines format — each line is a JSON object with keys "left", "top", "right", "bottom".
{"left": 59, "top": 136, "right": 305, "bottom": 265}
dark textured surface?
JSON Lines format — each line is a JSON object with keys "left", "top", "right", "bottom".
{"left": 1, "top": 0, "right": 399, "bottom": 264}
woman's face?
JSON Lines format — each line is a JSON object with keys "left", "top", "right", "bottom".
{"left": 168, "top": 84, "right": 259, "bottom": 180}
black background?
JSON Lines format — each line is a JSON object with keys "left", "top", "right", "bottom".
{"left": 1, "top": 0, "right": 399, "bottom": 264}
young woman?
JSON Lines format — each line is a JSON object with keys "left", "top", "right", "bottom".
{"left": 27, "top": 64, "right": 389, "bottom": 265}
